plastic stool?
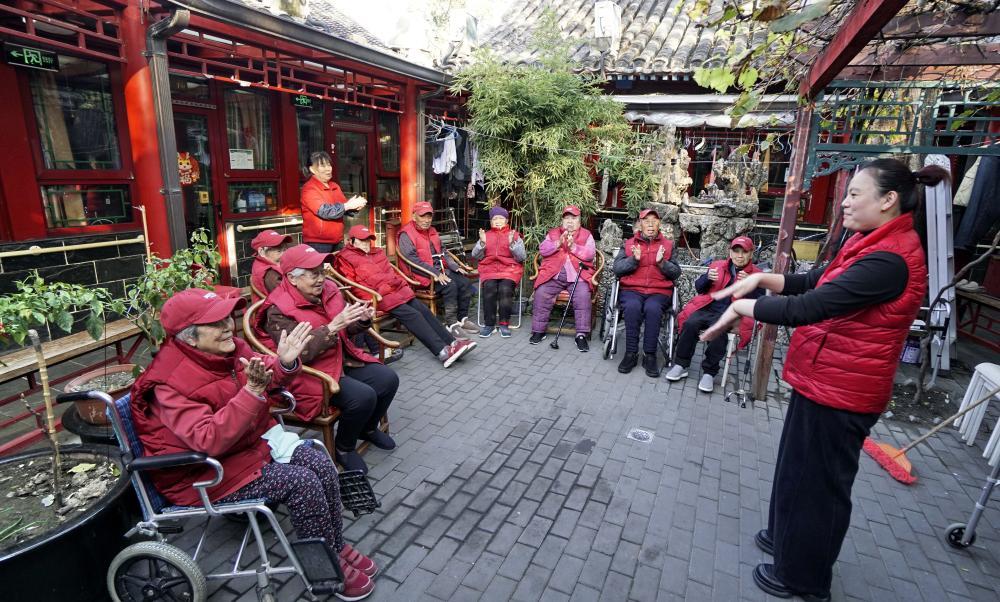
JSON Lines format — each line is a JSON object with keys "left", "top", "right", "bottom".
{"left": 954, "top": 363, "right": 1000, "bottom": 451}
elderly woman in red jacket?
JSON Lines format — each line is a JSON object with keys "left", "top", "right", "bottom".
{"left": 471, "top": 206, "right": 525, "bottom": 338}
{"left": 129, "top": 288, "right": 376, "bottom": 600}
{"left": 701, "top": 159, "right": 946, "bottom": 601}
{"left": 333, "top": 225, "right": 475, "bottom": 367}
{"left": 530, "top": 205, "right": 596, "bottom": 352}
{"left": 259, "top": 244, "right": 398, "bottom": 475}
{"left": 250, "top": 229, "right": 292, "bottom": 300}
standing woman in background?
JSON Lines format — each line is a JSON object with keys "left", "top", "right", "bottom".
{"left": 701, "top": 158, "right": 948, "bottom": 601}
{"left": 301, "top": 151, "right": 367, "bottom": 253}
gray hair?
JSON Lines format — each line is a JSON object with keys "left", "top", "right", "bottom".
{"left": 288, "top": 267, "right": 307, "bottom": 279}
{"left": 176, "top": 325, "right": 199, "bottom": 345}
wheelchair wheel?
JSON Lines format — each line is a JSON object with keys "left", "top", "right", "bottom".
{"left": 944, "top": 522, "right": 975, "bottom": 549}
{"left": 108, "top": 541, "right": 207, "bottom": 602}
{"left": 603, "top": 336, "right": 613, "bottom": 360}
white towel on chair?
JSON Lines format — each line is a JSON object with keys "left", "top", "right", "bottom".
{"left": 261, "top": 424, "right": 305, "bottom": 463}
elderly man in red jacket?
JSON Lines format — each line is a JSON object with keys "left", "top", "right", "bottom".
{"left": 300, "top": 151, "right": 367, "bottom": 253}
{"left": 334, "top": 225, "right": 475, "bottom": 367}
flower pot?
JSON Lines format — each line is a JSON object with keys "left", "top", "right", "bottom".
{"left": 0, "top": 445, "right": 138, "bottom": 602}
{"left": 64, "top": 364, "right": 138, "bottom": 425}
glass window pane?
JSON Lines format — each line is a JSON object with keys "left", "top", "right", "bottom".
{"left": 378, "top": 113, "right": 399, "bottom": 172}
{"left": 377, "top": 178, "right": 399, "bottom": 204}
{"left": 169, "top": 74, "right": 211, "bottom": 100}
{"left": 41, "top": 184, "right": 131, "bottom": 228}
{"left": 296, "top": 105, "right": 325, "bottom": 178}
{"left": 225, "top": 89, "right": 273, "bottom": 170}
{"left": 29, "top": 55, "right": 121, "bottom": 170}
{"left": 229, "top": 181, "right": 278, "bottom": 214}
{"left": 336, "top": 131, "right": 368, "bottom": 198}
{"left": 331, "top": 103, "right": 371, "bottom": 123}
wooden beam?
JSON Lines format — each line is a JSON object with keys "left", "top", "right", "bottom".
{"left": 837, "top": 63, "right": 1000, "bottom": 81}
{"left": 881, "top": 10, "right": 1000, "bottom": 39}
{"left": 799, "top": 0, "right": 910, "bottom": 99}
{"left": 852, "top": 43, "right": 1000, "bottom": 67}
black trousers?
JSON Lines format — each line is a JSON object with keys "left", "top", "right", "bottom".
{"left": 674, "top": 308, "right": 727, "bottom": 375}
{"left": 768, "top": 390, "right": 879, "bottom": 595}
{"left": 437, "top": 269, "right": 474, "bottom": 319}
{"left": 305, "top": 241, "right": 343, "bottom": 254}
{"left": 330, "top": 363, "right": 398, "bottom": 452}
{"left": 620, "top": 290, "right": 670, "bottom": 354}
{"left": 390, "top": 299, "right": 454, "bottom": 355}
{"left": 481, "top": 278, "right": 516, "bottom": 326}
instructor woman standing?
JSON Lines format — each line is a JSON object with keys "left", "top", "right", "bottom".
{"left": 701, "top": 158, "right": 947, "bottom": 601}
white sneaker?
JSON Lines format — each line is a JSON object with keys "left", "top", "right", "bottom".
{"left": 698, "top": 373, "right": 715, "bottom": 393}
{"left": 664, "top": 364, "right": 688, "bottom": 381}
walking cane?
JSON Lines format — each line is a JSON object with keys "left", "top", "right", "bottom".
{"left": 551, "top": 262, "right": 586, "bottom": 350}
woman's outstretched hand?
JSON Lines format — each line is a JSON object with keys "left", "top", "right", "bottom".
{"left": 276, "top": 321, "right": 313, "bottom": 365}
{"left": 700, "top": 305, "right": 741, "bottom": 342}
{"left": 711, "top": 272, "right": 763, "bottom": 301}
{"left": 327, "top": 302, "right": 370, "bottom": 335}
{"left": 241, "top": 357, "right": 273, "bottom": 396}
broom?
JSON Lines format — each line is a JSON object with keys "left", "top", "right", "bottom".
{"left": 864, "top": 384, "right": 1000, "bottom": 484}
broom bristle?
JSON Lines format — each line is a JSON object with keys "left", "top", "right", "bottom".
{"left": 863, "top": 438, "right": 917, "bottom": 485}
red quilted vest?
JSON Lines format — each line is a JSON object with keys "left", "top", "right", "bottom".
{"left": 259, "top": 278, "right": 378, "bottom": 420}
{"left": 250, "top": 256, "right": 280, "bottom": 302}
{"left": 619, "top": 233, "right": 675, "bottom": 296}
{"left": 535, "top": 227, "right": 596, "bottom": 291}
{"left": 477, "top": 226, "right": 524, "bottom": 283}
{"left": 129, "top": 338, "right": 277, "bottom": 506}
{"left": 397, "top": 221, "right": 445, "bottom": 288}
{"left": 333, "top": 245, "right": 415, "bottom": 312}
{"left": 783, "top": 213, "right": 927, "bottom": 414}
{"left": 677, "top": 259, "right": 761, "bottom": 350}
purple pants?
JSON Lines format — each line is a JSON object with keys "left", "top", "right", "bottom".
{"left": 532, "top": 267, "right": 592, "bottom": 335}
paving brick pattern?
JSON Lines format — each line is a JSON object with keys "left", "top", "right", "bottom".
{"left": 166, "top": 330, "right": 998, "bottom": 601}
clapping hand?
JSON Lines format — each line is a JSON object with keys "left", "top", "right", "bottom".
{"left": 241, "top": 357, "right": 273, "bottom": 396}
{"left": 632, "top": 245, "right": 641, "bottom": 261}
{"left": 344, "top": 196, "right": 367, "bottom": 212}
{"left": 435, "top": 272, "right": 452, "bottom": 285}
{"left": 276, "top": 321, "right": 313, "bottom": 366}
{"left": 707, "top": 267, "right": 719, "bottom": 281}
{"left": 327, "top": 302, "right": 370, "bottom": 334}
{"left": 508, "top": 231, "right": 515, "bottom": 245}
{"left": 479, "top": 228, "right": 487, "bottom": 243}
{"left": 656, "top": 246, "right": 665, "bottom": 263}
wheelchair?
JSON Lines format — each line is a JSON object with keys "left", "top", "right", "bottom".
{"left": 56, "top": 389, "right": 380, "bottom": 602}
{"left": 599, "top": 277, "right": 679, "bottom": 364}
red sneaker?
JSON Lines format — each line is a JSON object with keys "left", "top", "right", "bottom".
{"left": 334, "top": 560, "right": 374, "bottom": 601}
{"left": 340, "top": 543, "right": 378, "bottom": 577}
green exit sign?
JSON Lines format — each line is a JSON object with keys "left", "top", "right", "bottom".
{"left": 4, "top": 43, "right": 58, "bottom": 72}
{"left": 292, "top": 94, "right": 315, "bottom": 109}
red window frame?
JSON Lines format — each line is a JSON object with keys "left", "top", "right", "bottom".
{"left": 16, "top": 54, "right": 138, "bottom": 238}
{"left": 218, "top": 86, "right": 285, "bottom": 220}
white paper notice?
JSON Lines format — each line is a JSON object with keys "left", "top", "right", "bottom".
{"left": 229, "top": 149, "right": 254, "bottom": 170}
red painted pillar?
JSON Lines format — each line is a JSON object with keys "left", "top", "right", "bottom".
{"left": 399, "top": 80, "right": 418, "bottom": 225}
{"left": 120, "top": 3, "right": 173, "bottom": 257}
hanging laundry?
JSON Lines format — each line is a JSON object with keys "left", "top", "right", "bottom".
{"left": 432, "top": 133, "right": 457, "bottom": 174}
{"left": 953, "top": 157, "right": 980, "bottom": 207}
{"left": 760, "top": 147, "right": 771, "bottom": 194}
{"left": 470, "top": 141, "right": 484, "bottom": 187}
{"left": 707, "top": 147, "right": 718, "bottom": 186}
{"left": 955, "top": 155, "right": 999, "bottom": 251}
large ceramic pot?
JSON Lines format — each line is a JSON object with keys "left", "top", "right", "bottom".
{"left": 0, "top": 445, "right": 138, "bottom": 602}
{"left": 64, "top": 364, "right": 138, "bottom": 425}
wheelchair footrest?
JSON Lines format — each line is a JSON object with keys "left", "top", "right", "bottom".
{"left": 291, "top": 538, "right": 343, "bottom": 595}
{"left": 339, "top": 470, "right": 380, "bottom": 517}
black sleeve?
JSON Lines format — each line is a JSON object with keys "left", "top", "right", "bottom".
{"left": 780, "top": 264, "right": 827, "bottom": 295}
{"left": 694, "top": 272, "right": 712, "bottom": 295}
{"left": 753, "top": 252, "right": 909, "bottom": 327}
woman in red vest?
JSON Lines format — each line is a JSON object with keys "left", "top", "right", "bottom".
{"left": 260, "top": 245, "right": 398, "bottom": 475}
{"left": 301, "top": 151, "right": 367, "bottom": 253}
{"left": 397, "top": 202, "right": 478, "bottom": 334}
{"left": 130, "top": 289, "right": 376, "bottom": 600}
{"left": 250, "top": 229, "right": 291, "bottom": 300}
{"left": 611, "top": 208, "right": 681, "bottom": 377}
{"left": 334, "top": 225, "right": 475, "bottom": 367}
{"left": 702, "top": 159, "right": 947, "bottom": 601}
{"left": 471, "top": 206, "right": 525, "bottom": 338}
{"left": 666, "top": 236, "right": 762, "bottom": 392}
{"left": 530, "top": 205, "right": 596, "bottom": 352}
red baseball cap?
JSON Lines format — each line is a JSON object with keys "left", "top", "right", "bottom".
{"left": 250, "top": 229, "right": 292, "bottom": 250}
{"left": 160, "top": 288, "right": 247, "bottom": 336}
{"left": 348, "top": 225, "right": 376, "bottom": 240}
{"left": 562, "top": 205, "right": 581, "bottom": 217}
{"left": 730, "top": 236, "right": 754, "bottom": 251}
{"left": 279, "top": 244, "right": 333, "bottom": 275}
{"left": 413, "top": 202, "right": 434, "bottom": 216}
{"left": 638, "top": 208, "right": 660, "bottom": 219}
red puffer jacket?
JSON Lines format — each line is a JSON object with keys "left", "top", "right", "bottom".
{"left": 397, "top": 221, "right": 445, "bottom": 288}
{"left": 619, "top": 233, "right": 674, "bottom": 296}
{"left": 783, "top": 213, "right": 926, "bottom": 414}
{"left": 477, "top": 226, "right": 524, "bottom": 283}
{"left": 301, "top": 176, "right": 347, "bottom": 245}
{"left": 677, "top": 259, "right": 761, "bottom": 350}
{"left": 333, "top": 245, "right": 415, "bottom": 312}
{"left": 534, "top": 227, "right": 595, "bottom": 291}
{"left": 129, "top": 338, "right": 297, "bottom": 506}
{"left": 250, "top": 256, "right": 280, "bottom": 302}
{"left": 258, "top": 278, "right": 378, "bottom": 420}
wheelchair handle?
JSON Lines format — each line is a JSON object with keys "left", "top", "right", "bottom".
{"left": 56, "top": 390, "right": 114, "bottom": 405}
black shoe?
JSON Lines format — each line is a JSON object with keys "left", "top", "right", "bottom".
{"left": 642, "top": 353, "right": 660, "bottom": 378}
{"left": 362, "top": 429, "right": 396, "bottom": 450}
{"left": 752, "top": 564, "right": 830, "bottom": 602}
{"left": 755, "top": 529, "right": 774, "bottom": 556}
{"left": 335, "top": 449, "right": 368, "bottom": 474}
{"left": 382, "top": 347, "right": 404, "bottom": 365}
{"left": 617, "top": 352, "right": 638, "bottom": 373}
{"left": 575, "top": 334, "right": 589, "bottom": 352}
{"left": 529, "top": 332, "right": 547, "bottom": 345}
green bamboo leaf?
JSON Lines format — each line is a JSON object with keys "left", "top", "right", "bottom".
{"left": 769, "top": 1, "right": 830, "bottom": 33}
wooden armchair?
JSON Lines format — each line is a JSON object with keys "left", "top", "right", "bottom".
{"left": 242, "top": 299, "right": 392, "bottom": 457}
{"left": 529, "top": 252, "right": 606, "bottom": 336}
{"left": 395, "top": 248, "right": 478, "bottom": 316}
